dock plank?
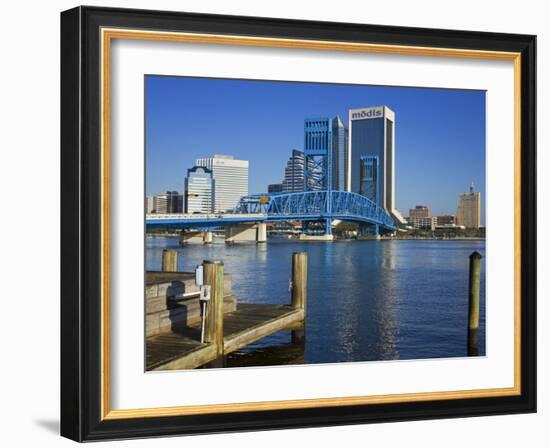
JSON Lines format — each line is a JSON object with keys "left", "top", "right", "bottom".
{"left": 223, "top": 306, "right": 304, "bottom": 353}
{"left": 146, "top": 303, "right": 305, "bottom": 371}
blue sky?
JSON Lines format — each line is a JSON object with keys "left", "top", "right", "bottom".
{"left": 145, "top": 75, "right": 485, "bottom": 220}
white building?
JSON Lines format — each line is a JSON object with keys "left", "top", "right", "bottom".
{"left": 145, "top": 195, "right": 155, "bottom": 213}
{"left": 196, "top": 155, "right": 249, "bottom": 212}
{"left": 405, "top": 216, "right": 437, "bottom": 231}
{"left": 185, "top": 166, "right": 214, "bottom": 213}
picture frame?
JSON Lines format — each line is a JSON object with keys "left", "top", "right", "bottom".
{"left": 60, "top": 5, "right": 536, "bottom": 441}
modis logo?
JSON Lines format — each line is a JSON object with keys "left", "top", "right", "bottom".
{"left": 351, "top": 107, "right": 383, "bottom": 120}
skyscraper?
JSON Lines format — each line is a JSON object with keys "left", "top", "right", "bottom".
{"left": 304, "top": 118, "right": 332, "bottom": 191}
{"left": 282, "top": 149, "right": 316, "bottom": 192}
{"left": 457, "top": 183, "right": 481, "bottom": 228}
{"left": 331, "top": 116, "right": 349, "bottom": 191}
{"left": 302, "top": 116, "right": 348, "bottom": 192}
{"left": 349, "top": 106, "right": 396, "bottom": 218}
{"left": 196, "top": 155, "right": 248, "bottom": 212}
{"left": 184, "top": 166, "right": 214, "bottom": 213}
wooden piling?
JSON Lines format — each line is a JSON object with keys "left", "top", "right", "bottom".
{"left": 468, "top": 251, "right": 482, "bottom": 356}
{"left": 291, "top": 252, "right": 307, "bottom": 311}
{"left": 161, "top": 249, "right": 178, "bottom": 272}
{"left": 203, "top": 260, "right": 225, "bottom": 356}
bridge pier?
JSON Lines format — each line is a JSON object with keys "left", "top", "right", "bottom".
{"left": 299, "top": 219, "right": 334, "bottom": 241}
{"left": 257, "top": 222, "right": 267, "bottom": 243}
{"left": 179, "top": 230, "right": 213, "bottom": 245}
{"left": 299, "top": 233, "right": 334, "bottom": 241}
{"left": 358, "top": 223, "right": 381, "bottom": 239}
{"left": 203, "top": 231, "right": 213, "bottom": 244}
{"left": 225, "top": 223, "right": 267, "bottom": 244}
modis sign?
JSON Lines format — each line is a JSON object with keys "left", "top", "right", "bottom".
{"left": 350, "top": 107, "right": 384, "bottom": 120}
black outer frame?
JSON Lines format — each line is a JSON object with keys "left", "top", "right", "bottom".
{"left": 60, "top": 6, "right": 537, "bottom": 442}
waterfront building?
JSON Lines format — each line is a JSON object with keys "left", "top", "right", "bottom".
{"left": 154, "top": 191, "right": 183, "bottom": 214}
{"left": 436, "top": 215, "right": 456, "bottom": 226}
{"left": 268, "top": 183, "right": 283, "bottom": 193}
{"left": 409, "top": 205, "right": 431, "bottom": 219}
{"left": 196, "top": 155, "right": 249, "bottom": 212}
{"left": 331, "top": 116, "right": 349, "bottom": 191}
{"left": 304, "top": 118, "right": 333, "bottom": 191}
{"left": 184, "top": 166, "right": 214, "bottom": 213}
{"left": 145, "top": 195, "right": 155, "bottom": 214}
{"left": 349, "top": 106, "right": 396, "bottom": 218}
{"left": 406, "top": 216, "right": 437, "bottom": 230}
{"left": 456, "top": 183, "right": 481, "bottom": 228}
{"left": 281, "top": 149, "right": 318, "bottom": 192}
{"left": 304, "top": 118, "right": 329, "bottom": 191}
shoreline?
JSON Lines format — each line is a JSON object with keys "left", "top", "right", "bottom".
{"left": 145, "top": 233, "right": 485, "bottom": 242}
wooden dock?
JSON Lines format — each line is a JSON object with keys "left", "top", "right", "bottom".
{"left": 146, "top": 304, "right": 304, "bottom": 370}
{"left": 146, "top": 252, "right": 307, "bottom": 371}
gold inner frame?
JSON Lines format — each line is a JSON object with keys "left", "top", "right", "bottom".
{"left": 100, "top": 28, "right": 522, "bottom": 420}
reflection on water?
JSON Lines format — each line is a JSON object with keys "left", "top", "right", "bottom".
{"left": 146, "top": 238, "right": 486, "bottom": 366}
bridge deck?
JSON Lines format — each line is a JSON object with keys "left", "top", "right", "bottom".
{"left": 146, "top": 303, "right": 304, "bottom": 370}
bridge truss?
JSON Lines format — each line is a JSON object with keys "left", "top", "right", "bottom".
{"left": 234, "top": 190, "right": 396, "bottom": 232}
{"left": 146, "top": 191, "right": 396, "bottom": 234}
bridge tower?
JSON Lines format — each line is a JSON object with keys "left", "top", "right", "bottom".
{"left": 304, "top": 118, "right": 333, "bottom": 235}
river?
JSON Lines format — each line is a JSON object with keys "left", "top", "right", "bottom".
{"left": 146, "top": 237, "right": 486, "bottom": 367}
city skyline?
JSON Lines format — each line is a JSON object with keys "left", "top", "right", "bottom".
{"left": 145, "top": 75, "right": 486, "bottom": 221}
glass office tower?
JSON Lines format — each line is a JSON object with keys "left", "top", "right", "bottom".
{"left": 304, "top": 118, "right": 332, "bottom": 191}
{"left": 303, "top": 116, "right": 348, "bottom": 192}
{"left": 348, "top": 106, "right": 395, "bottom": 215}
{"left": 331, "top": 116, "right": 349, "bottom": 191}
{"left": 185, "top": 166, "right": 214, "bottom": 213}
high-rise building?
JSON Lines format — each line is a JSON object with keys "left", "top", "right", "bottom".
{"left": 331, "top": 116, "right": 349, "bottom": 191}
{"left": 196, "top": 155, "right": 248, "bottom": 212}
{"left": 304, "top": 118, "right": 332, "bottom": 191}
{"left": 268, "top": 183, "right": 283, "bottom": 193}
{"left": 302, "top": 116, "right": 348, "bottom": 192}
{"left": 409, "top": 205, "right": 431, "bottom": 219}
{"left": 456, "top": 183, "right": 481, "bottom": 228}
{"left": 185, "top": 166, "right": 214, "bottom": 213}
{"left": 154, "top": 191, "right": 183, "bottom": 214}
{"left": 145, "top": 195, "right": 155, "bottom": 214}
{"left": 282, "top": 150, "right": 308, "bottom": 192}
{"left": 349, "top": 106, "right": 396, "bottom": 218}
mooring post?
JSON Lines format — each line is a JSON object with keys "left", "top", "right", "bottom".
{"left": 203, "top": 260, "right": 225, "bottom": 356}
{"left": 468, "top": 251, "right": 482, "bottom": 356}
{"left": 161, "top": 249, "right": 178, "bottom": 272}
{"left": 291, "top": 252, "right": 307, "bottom": 311}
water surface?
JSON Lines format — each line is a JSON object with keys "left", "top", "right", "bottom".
{"left": 146, "top": 238, "right": 486, "bottom": 367}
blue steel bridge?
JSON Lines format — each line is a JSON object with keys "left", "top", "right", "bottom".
{"left": 146, "top": 190, "right": 396, "bottom": 234}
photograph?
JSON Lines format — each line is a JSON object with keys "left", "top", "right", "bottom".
{"left": 57, "top": 5, "right": 538, "bottom": 441}
{"left": 144, "top": 76, "right": 487, "bottom": 371}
